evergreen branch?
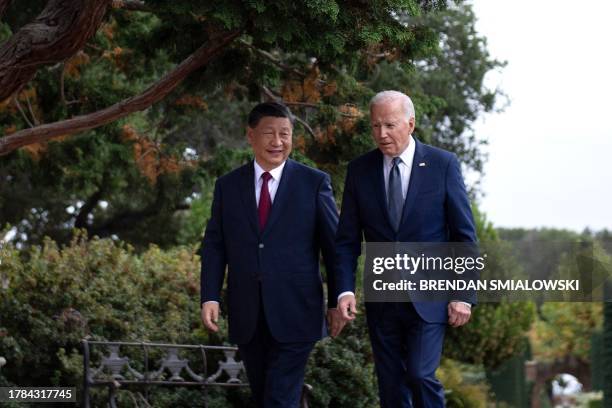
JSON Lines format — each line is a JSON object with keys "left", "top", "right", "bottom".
{"left": 261, "top": 85, "right": 316, "bottom": 139}
{"left": 239, "top": 39, "right": 306, "bottom": 78}
{"left": 283, "top": 102, "right": 319, "bottom": 108}
{"left": 284, "top": 101, "right": 361, "bottom": 118}
{"left": 24, "top": 91, "right": 40, "bottom": 126}
{"left": 294, "top": 115, "right": 316, "bottom": 140}
{"left": 12, "top": 97, "right": 34, "bottom": 128}
{"left": 0, "top": 29, "right": 242, "bottom": 156}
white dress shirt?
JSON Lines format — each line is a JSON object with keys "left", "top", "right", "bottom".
{"left": 254, "top": 160, "right": 286, "bottom": 206}
{"left": 382, "top": 135, "right": 415, "bottom": 200}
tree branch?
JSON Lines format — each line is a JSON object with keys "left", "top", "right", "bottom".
{"left": 283, "top": 101, "right": 319, "bottom": 108}
{"left": 261, "top": 85, "right": 316, "bottom": 139}
{"left": 260, "top": 85, "right": 279, "bottom": 100}
{"left": 0, "top": 29, "right": 241, "bottom": 156}
{"left": 293, "top": 114, "right": 316, "bottom": 139}
{"left": 24, "top": 91, "right": 40, "bottom": 126}
{"left": 0, "top": 0, "right": 112, "bottom": 103}
{"left": 277, "top": 98, "right": 362, "bottom": 119}
{"left": 239, "top": 39, "right": 306, "bottom": 78}
{"left": 12, "top": 97, "right": 34, "bottom": 128}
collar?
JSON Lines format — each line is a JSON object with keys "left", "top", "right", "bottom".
{"left": 383, "top": 134, "right": 416, "bottom": 167}
{"left": 254, "top": 159, "right": 287, "bottom": 181}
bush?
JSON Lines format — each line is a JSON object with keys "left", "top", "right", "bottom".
{"left": 0, "top": 231, "right": 238, "bottom": 406}
{"left": 444, "top": 302, "right": 536, "bottom": 369}
{"left": 0, "top": 232, "right": 377, "bottom": 406}
{"left": 306, "top": 300, "right": 378, "bottom": 407}
{"left": 437, "top": 358, "right": 490, "bottom": 408}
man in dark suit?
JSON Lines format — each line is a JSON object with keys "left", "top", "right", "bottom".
{"left": 335, "top": 91, "right": 477, "bottom": 407}
{"left": 200, "top": 102, "right": 342, "bottom": 408}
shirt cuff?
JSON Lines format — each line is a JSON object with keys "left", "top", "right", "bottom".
{"left": 203, "top": 300, "right": 219, "bottom": 306}
{"left": 337, "top": 291, "right": 355, "bottom": 302}
{"left": 451, "top": 300, "right": 472, "bottom": 308}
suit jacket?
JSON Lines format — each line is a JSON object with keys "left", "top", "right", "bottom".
{"left": 201, "top": 159, "right": 339, "bottom": 344}
{"left": 335, "top": 138, "right": 477, "bottom": 323}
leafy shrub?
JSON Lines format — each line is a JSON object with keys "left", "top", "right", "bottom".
{"left": 0, "top": 231, "right": 232, "bottom": 406}
{"left": 437, "top": 358, "right": 490, "bottom": 408}
{"left": 0, "top": 232, "right": 375, "bottom": 406}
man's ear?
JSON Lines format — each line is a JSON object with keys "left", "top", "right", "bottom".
{"left": 408, "top": 117, "right": 416, "bottom": 133}
{"left": 246, "top": 126, "right": 254, "bottom": 145}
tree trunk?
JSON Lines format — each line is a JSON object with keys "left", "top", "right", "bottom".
{"left": 0, "top": 29, "right": 241, "bottom": 156}
{"left": 0, "top": 0, "right": 112, "bottom": 102}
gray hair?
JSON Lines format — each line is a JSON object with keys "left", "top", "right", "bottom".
{"left": 370, "top": 90, "right": 415, "bottom": 120}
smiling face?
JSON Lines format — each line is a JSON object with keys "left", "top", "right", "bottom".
{"left": 370, "top": 99, "right": 415, "bottom": 157}
{"left": 247, "top": 116, "right": 293, "bottom": 171}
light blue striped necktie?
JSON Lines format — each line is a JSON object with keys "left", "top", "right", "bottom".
{"left": 388, "top": 157, "right": 404, "bottom": 232}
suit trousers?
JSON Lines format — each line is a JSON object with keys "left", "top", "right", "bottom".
{"left": 238, "top": 297, "right": 315, "bottom": 408}
{"left": 366, "top": 302, "right": 446, "bottom": 408}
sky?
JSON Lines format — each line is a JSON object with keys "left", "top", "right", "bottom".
{"left": 469, "top": 0, "right": 612, "bottom": 232}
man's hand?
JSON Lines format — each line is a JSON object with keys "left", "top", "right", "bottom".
{"left": 201, "top": 302, "right": 220, "bottom": 332}
{"left": 337, "top": 294, "right": 358, "bottom": 321}
{"left": 447, "top": 301, "right": 471, "bottom": 327}
{"left": 327, "top": 308, "right": 347, "bottom": 338}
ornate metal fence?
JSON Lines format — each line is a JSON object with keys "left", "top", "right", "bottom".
{"left": 82, "top": 340, "right": 311, "bottom": 407}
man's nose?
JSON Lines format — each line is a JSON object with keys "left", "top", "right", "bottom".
{"left": 270, "top": 134, "right": 283, "bottom": 146}
{"left": 376, "top": 129, "right": 388, "bottom": 140}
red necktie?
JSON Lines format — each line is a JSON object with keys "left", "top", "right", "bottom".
{"left": 258, "top": 172, "right": 272, "bottom": 230}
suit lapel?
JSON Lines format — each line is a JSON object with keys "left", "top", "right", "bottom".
{"left": 262, "top": 159, "right": 294, "bottom": 236}
{"left": 239, "top": 162, "right": 260, "bottom": 236}
{"left": 400, "top": 138, "right": 427, "bottom": 228}
{"left": 372, "top": 150, "right": 394, "bottom": 231}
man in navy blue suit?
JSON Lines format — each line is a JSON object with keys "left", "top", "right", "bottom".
{"left": 335, "top": 91, "right": 477, "bottom": 407}
{"left": 200, "top": 102, "right": 342, "bottom": 408}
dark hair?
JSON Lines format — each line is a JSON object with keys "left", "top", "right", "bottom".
{"left": 247, "top": 102, "right": 294, "bottom": 128}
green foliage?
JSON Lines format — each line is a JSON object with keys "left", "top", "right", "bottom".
{"left": 0, "top": 232, "right": 203, "bottom": 382}
{"left": 0, "top": 22, "right": 12, "bottom": 42}
{"left": 444, "top": 208, "right": 536, "bottom": 369}
{"left": 366, "top": 4, "right": 505, "bottom": 175}
{"left": 1, "top": 1, "right": 503, "bottom": 250}
{"left": 305, "top": 305, "right": 378, "bottom": 407}
{"left": 437, "top": 358, "right": 490, "bottom": 408}
{"left": 603, "top": 297, "right": 612, "bottom": 407}
{"left": 445, "top": 301, "right": 535, "bottom": 369}
{"left": 530, "top": 302, "right": 602, "bottom": 362}
{"left": 486, "top": 346, "right": 531, "bottom": 408}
